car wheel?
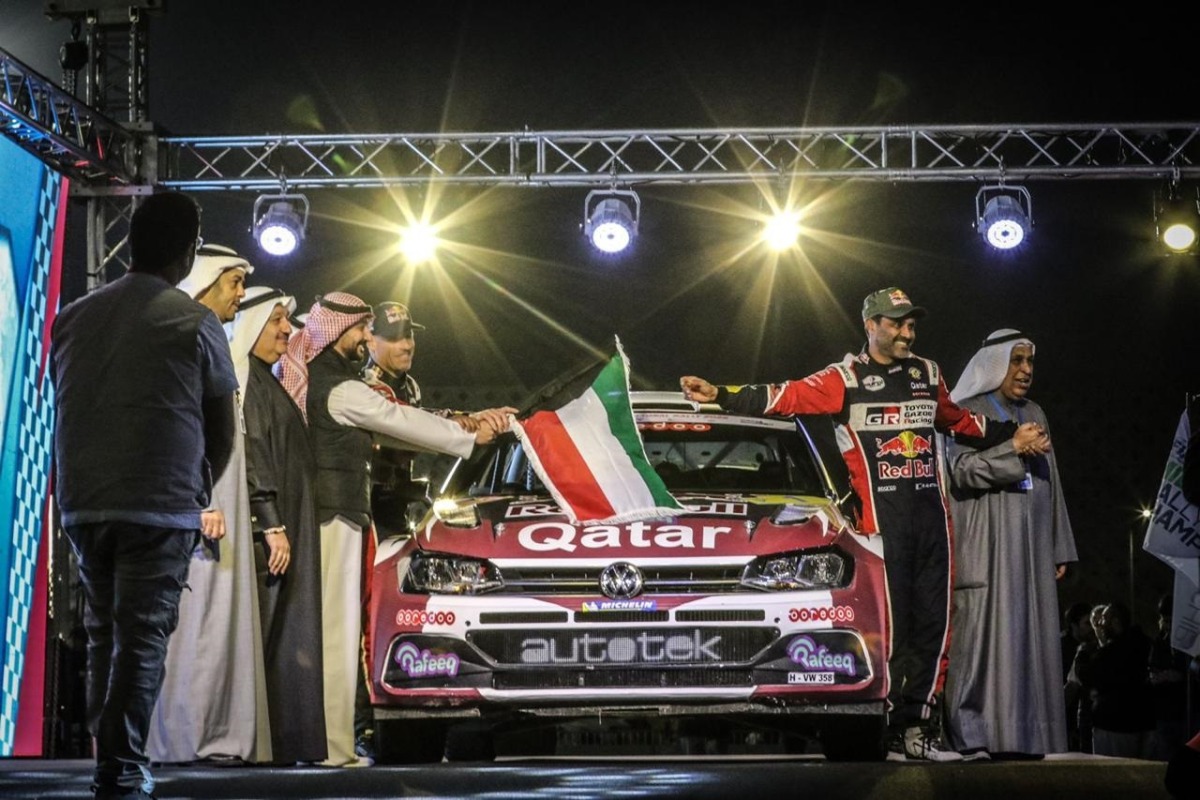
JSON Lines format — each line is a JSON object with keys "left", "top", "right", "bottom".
{"left": 375, "top": 718, "right": 449, "bottom": 764}
{"left": 820, "top": 715, "right": 887, "bottom": 762}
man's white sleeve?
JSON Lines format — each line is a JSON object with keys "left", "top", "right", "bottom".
{"left": 328, "top": 380, "right": 476, "bottom": 460}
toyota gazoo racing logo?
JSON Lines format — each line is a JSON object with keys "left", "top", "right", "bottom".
{"left": 863, "top": 403, "right": 935, "bottom": 428}
{"left": 874, "top": 430, "right": 933, "bottom": 459}
{"left": 600, "top": 561, "right": 644, "bottom": 599}
{"left": 393, "top": 641, "right": 461, "bottom": 678}
{"left": 786, "top": 635, "right": 857, "bottom": 676}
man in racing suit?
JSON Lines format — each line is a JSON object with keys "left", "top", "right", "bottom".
{"left": 681, "top": 287, "right": 1047, "bottom": 761}
{"left": 354, "top": 301, "right": 489, "bottom": 758}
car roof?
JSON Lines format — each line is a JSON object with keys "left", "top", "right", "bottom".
{"left": 629, "top": 390, "right": 715, "bottom": 412}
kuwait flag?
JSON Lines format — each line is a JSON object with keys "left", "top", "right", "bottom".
{"left": 511, "top": 337, "right": 683, "bottom": 525}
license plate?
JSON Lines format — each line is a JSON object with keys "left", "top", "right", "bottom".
{"left": 788, "top": 671, "right": 835, "bottom": 685}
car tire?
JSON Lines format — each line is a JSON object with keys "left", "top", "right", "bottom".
{"left": 820, "top": 715, "right": 887, "bottom": 762}
{"left": 375, "top": 718, "right": 449, "bottom": 764}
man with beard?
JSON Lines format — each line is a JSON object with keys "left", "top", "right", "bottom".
{"left": 680, "top": 287, "right": 1043, "bottom": 761}
{"left": 352, "top": 301, "right": 495, "bottom": 758}
{"left": 149, "top": 244, "right": 272, "bottom": 765}
{"left": 230, "top": 286, "right": 327, "bottom": 764}
{"left": 275, "top": 291, "right": 515, "bottom": 766}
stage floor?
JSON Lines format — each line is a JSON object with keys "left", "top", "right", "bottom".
{"left": 0, "top": 753, "right": 1173, "bottom": 800}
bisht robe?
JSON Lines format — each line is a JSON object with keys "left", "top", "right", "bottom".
{"left": 943, "top": 391, "right": 1078, "bottom": 755}
{"left": 244, "top": 355, "right": 327, "bottom": 763}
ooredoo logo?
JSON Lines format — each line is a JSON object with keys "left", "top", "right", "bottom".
{"left": 788, "top": 605, "right": 855, "bottom": 623}
{"left": 395, "top": 609, "right": 456, "bottom": 627}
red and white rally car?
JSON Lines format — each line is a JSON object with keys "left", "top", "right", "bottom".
{"left": 367, "top": 392, "right": 889, "bottom": 761}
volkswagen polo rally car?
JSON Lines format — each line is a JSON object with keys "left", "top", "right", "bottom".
{"left": 367, "top": 392, "right": 889, "bottom": 761}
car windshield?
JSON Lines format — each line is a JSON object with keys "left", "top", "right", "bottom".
{"left": 455, "top": 419, "right": 829, "bottom": 498}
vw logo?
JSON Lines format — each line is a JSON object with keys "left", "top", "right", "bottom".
{"left": 599, "top": 562, "right": 644, "bottom": 599}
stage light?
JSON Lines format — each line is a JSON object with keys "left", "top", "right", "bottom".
{"left": 583, "top": 189, "right": 640, "bottom": 254}
{"left": 398, "top": 222, "right": 439, "bottom": 264}
{"left": 975, "top": 186, "right": 1032, "bottom": 250}
{"left": 252, "top": 193, "right": 309, "bottom": 256}
{"left": 1154, "top": 186, "right": 1200, "bottom": 255}
{"left": 762, "top": 211, "right": 802, "bottom": 251}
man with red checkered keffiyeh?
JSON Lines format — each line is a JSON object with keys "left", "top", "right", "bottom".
{"left": 274, "top": 291, "right": 514, "bottom": 766}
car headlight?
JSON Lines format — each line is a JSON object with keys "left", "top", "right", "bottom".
{"left": 432, "top": 497, "right": 480, "bottom": 528}
{"left": 740, "top": 549, "right": 847, "bottom": 591}
{"left": 403, "top": 551, "right": 504, "bottom": 595}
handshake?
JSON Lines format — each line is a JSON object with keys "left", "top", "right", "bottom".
{"left": 450, "top": 406, "right": 519, "bottom": 444}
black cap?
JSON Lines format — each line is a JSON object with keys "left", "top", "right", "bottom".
{"left": 371, "top": 302, "right": 425, "bottom": 340}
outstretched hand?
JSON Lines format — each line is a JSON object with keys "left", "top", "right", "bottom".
{"left": 680, "top": 376, "right": 718, "bottom": 403}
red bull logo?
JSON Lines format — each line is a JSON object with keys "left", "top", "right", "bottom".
{"left": 875, "top": 430, "right": 933, "bottom": 459}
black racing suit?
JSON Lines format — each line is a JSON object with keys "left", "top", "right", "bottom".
{"left": 716, "top": 351, "right": 1017, "bottom": 731}
{"left": 361, "top": 361, "right": 427, "bottom": 536}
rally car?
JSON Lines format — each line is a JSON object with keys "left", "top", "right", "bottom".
{"left": 367, "top": 391, "right": 889, "bottom": 761}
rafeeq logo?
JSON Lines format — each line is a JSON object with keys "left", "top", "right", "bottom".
{"left": 786, "top": 635, "right": 856, "bottom": 676}
{"left": 394, "top": 641, "right": 460, "bottom": 678}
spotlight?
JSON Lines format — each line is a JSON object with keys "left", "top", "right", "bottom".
{"left": 975, "top": 186, "right": 1032, "bottom": 250}
{"left": 583, "top": 189, "right": 640, "bottom": 254}
{"left": 252, "top": 193, "right": 309, "bottom": 256}
{"left": 1154, "top": 186, "right": 1200, "bottom": 255}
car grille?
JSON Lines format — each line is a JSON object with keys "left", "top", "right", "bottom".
{"left": 497, "top": 564, "right": 744, "bottom": 595}
{"left": 467, "top": 626, "right": 777, "bottom": 666}
{"left": 495, "top": 668, "right": 753, "bottom": 689}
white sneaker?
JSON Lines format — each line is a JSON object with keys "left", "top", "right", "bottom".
{"left": 903, "top": 727, "right": 964, "bottom": 762}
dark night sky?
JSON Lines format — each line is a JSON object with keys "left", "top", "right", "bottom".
{"left": 5, "top": 1, "right": 1199, "bottom": 625}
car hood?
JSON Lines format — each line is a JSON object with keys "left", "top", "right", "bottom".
{"left": 412, "top": 491, "right": 857, "bottom": 560}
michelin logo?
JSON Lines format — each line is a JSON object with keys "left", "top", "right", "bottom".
{"left": 581, "top": 600, "right": 658, "bottom": 612}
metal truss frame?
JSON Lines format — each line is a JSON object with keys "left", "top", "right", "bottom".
{"left": 158, "top": 124, "right": 1200, "bottom": 192}
{"left": 0, "top": 47, "right": 139, "bottom": 186}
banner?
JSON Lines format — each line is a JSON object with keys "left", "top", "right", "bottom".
{"left": 1143, "top": 407, "right": 1200, "bottom": 656}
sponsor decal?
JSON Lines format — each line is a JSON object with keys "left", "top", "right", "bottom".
{"left": 682, "top": 500, "right": 748, "bottom": 516}
{"left": 887, "top": 365, "right": 903, "bottom": 374}
{"left": 393, "top": 641, "right": 461, "bottom": 678}
{"left": 915, "top": 481, "right": 939, "bottom": 491}
{"left": 788, "top": 671, "right": 835, "bottom": 685}
{"left": 788, "top": 605, "right": 856, "bottom": 623}
{"left": 874, "top": 430, "right": 933, "bottom": 459}
{"left": 506, "top": 502, "right": 563, "bottom": 519}
{"left": 517, "top": 520, "right": 733, "bottom": 552}
{"left": 581, "top": 599, "right": 659, "bottom": 612}
{"left": 877, "top": 458, "right": 936, "bottom": 480}
{"left": 506, "top": 499, "right": 746, "bottom": 519}
{"left": 908, "top": 366, "right": 922, "bottom": 380}
{"left": 520, "top": 630, "right": 723, "bottom": 664}
{"left": 786, "top": 635, "right": 857, "bottom": 676}
{"left": 863, "top": 404, "right": 935, "bottom": 428}
{"left": 863, "top": 375, "right": 885, "bottom": 391}
{"left": 639, "top": 421, "right": 712, "bottom": 432}
{"left": 395, "top": 609, "right": 457, "bottom": 627}
{"left": 865, "top": 406, "right": 901, "bottom": 426}
{"left": 875, "top": 484, "right": 897, "bottom": 492}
